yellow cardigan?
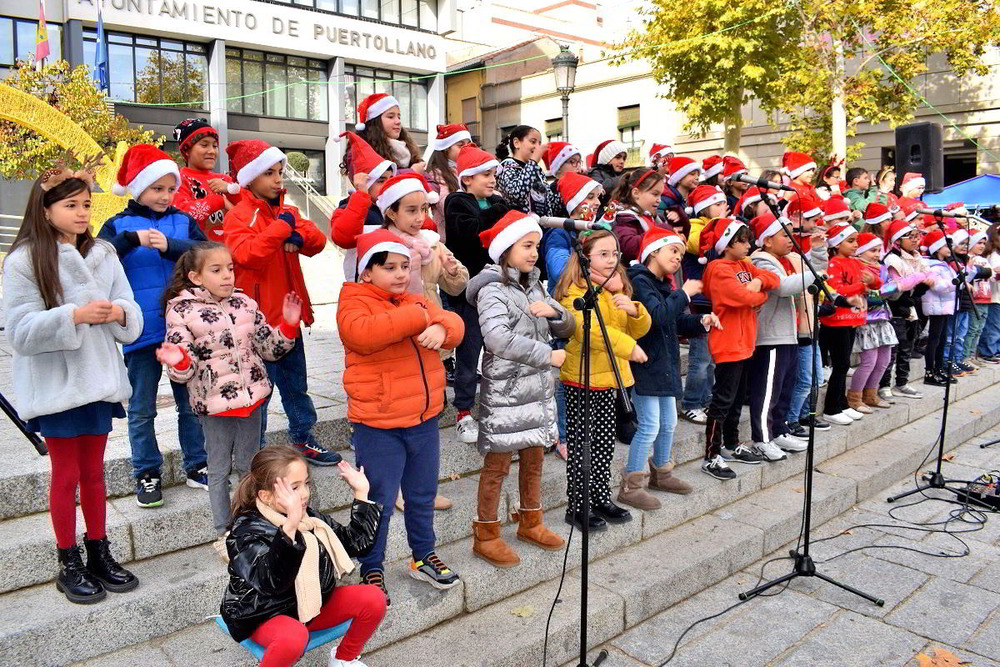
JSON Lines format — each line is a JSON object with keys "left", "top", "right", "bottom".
{"left": 559, "top": 281, "right": 652, "bottom": 389}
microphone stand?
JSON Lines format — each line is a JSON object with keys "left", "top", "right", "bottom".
{"left": 738, "top": 198, "right": 884, "bottom": 607}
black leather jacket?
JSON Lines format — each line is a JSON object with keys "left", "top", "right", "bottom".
{"left": 220, "top": 500, "right": 382, "bottom": 642}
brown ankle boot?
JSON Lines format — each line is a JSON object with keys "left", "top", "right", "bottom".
{"left": 473, "top": 520, "right": 520, "bottom": 567}
{"left": 648, "top": 459, "right": 693, "bottom": 495}
{"left": 847, "top": 389, "right": 874, "bottom": 414}
{"left": 617, "top": 470, "right": 661, "bottom": 510}
{"left": 862, "top": 387, "right": 890, "bottom": 409}
{"left": 514, "top": 508, "right": 565, "bottom": 550}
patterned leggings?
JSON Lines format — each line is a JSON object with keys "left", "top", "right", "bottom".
{"left": 565, "top": 385, "right": 617, "bottom": 514}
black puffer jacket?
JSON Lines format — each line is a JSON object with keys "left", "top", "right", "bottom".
{"left": 220, "top": 500, "right": 381, "bottom": 642}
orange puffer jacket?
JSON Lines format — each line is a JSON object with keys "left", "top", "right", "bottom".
{"left": 337, "top": 282, "right": 464, "bottom": 429}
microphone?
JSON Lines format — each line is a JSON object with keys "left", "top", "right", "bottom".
{"left": 537, "top": 217, "right": 606, "bottom": 231}
{"left": 915, "top": 208, "right": 970, "bottom": 219}
{"left": 730, "top": 172, "right": 797, "bottom": 193}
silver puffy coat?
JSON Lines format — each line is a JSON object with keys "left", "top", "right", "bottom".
{"left": 467, "top": 265, "right": 576, "bottom": 454}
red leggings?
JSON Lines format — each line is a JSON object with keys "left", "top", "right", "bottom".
{"left": 251, "top": 584, "right": 387, "bottom": 666}
{"left": 47, "top": 435, "right": 109, "bottom": 549}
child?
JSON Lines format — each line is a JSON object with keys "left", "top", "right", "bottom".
{"left": 98, "top": 144, "right": 208, "bottom": 507}
{"left": 921, "top": 229, "right": 961, "bottom": 385}
{"left": 700, "top": 155, "right": 724, "bottom": 186}
{"left": 848, "top": 233, "right": 899, "bottom": 412}
{"left": 649, "top": 143, "right": 674, "bottom": 175}
{"left": 611, "top": 168, "right": 668, "bottom": 264}
{"left": 861, "top": 202, "right": 893, "bottom": 239}
{"left": 331, "top": 131, "right": 397, "bottom": 281}
{"left": 158, "top": 242, "right": 300, "bottom": 538}
{"left": 338, "top": 229, "right": 465, "bottom": 603}
{"left": 623, "top": 228, "right": 717, "bottom": 507}
{"left": 781, "top": 151, "right": 818, "bottom": 201}
{"left": 354, "top": 92, "right": 423, "bottom": 172}
{"left": 977, "top": 223, "right": 1000, "bottom": 362}
{"left": 496, "top": 125, "right": 552, "bottom": 217}
{"left": 875, "top": 166, "right": 899, "bottom": 209}
{"left": 444, "top": 144, "right": 510, "bottom": 444}
{"left": 843, "top": 167, "right": 878, "bottom": 213}
{"left": 554, "top": 229, "right": 651, "bottom": 530}
{"left": 946, "top": 229, "right": 992, "bottom": 376}
{"left": 814, "top": 160, "right": 844, "bottom": 201}
{"left": 171, "top": 118, "right": 241, "bottom": 240}
{"left": 466, "top": 212, "right": 574, "bottom": 567}
{"left": 221, "top": 446, "right": 385, "bottom": 667}
{"left": 748, "top": 212, "right": 828, "bottom": 460}
{"left": 721, "top": 156, "right": 749, "bottom": 211}
{"left": 6, "top": 167, "right": 141, "bottom": 603}
{"left": 542, "top": 141, "right": 583, "bottom": 218}
{"left": 588, "top": 139, "right": 628, "bottom": 210}
{"left": 658, "top": 156, "right": 700, "bottom": 220}
{"left": 735, "top": 186, "right": 771, "bottom": 221}
{"left": 223, "top": 140, "right": 340, "bottom": 465}
{"left": 700, "top": 218, "right": 780, "bottom": 479}
{"left": 424, "top": 124, "right": 473, "bottom": 237}
{"left": 897, "top": 172, "right": 926, "bottom": 210}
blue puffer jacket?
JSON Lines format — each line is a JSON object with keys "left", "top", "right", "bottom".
{"left": 98, "top": 201, "right": 206, "bottom": 353}
{"left": 543, "top": 227, "right": 575, "bottom": 297}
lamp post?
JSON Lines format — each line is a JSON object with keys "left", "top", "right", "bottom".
{"left": 552, "top": 44, "right": 579, "bottom": 142}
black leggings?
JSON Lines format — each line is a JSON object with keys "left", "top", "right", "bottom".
{"left": 925, "top": 315, "right": 949, "bottom": 374}
{"left": 821, "top": 326, "right": 855, "bottom": 416}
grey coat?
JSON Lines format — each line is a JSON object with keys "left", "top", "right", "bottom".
{"left": 467, "top": 264, "right": 575, "bottom": 454}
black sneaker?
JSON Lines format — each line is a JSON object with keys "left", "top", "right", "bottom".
{"left": 443, "top": 357, "right": 456, "bottom": 386}
{"left": 592, "top": 499, "right": 632, "bottom": 524}
{"left": 185, "top": 466, "right": 209, "bottom": 491}
{"left": 786, "top": 421, "right": 809, "bottom": 438}
{"left": 721, "top": 444, "right": 764, "bottom": 465}
{"left": 799, "top": 415, "right": 832, "bottom": 431}
{"left": 923, "top": 370, "right": 947, "bottom": 387}
{"left": 362, "top": 569, "right": 391, "bottom": 608}
{"left": 409, "top": 552, "right": 460, "bottom": 590}
{"left": 293, "top": 441, "right": 342, "bottom": 466}
{"left": 564, "top": 508, "right": 607, "bottom": 533}
{"left": 701, "top": 455, "right": 737, "bottom": 480}
{"left": 957, "top": 361, "right": 978, "bottom": 374}
{"left": 136, "top": 473, "right": 163, "bottom": 508}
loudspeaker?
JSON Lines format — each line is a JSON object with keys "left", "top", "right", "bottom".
{"left": 895, "top": 122, "right": 944, "bottom": 193}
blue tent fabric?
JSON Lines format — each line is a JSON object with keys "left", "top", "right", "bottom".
{"left": 924, "top": 174, "right": 1000, "bottom": 209}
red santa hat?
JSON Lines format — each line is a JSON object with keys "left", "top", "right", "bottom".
{"left": 884, "top": 219, "right": 916, "bottom": 249}
{"left": 721, "top": 156, "right": 748, "bottom": 182}
{"left": 558, "top": 172, "right": 602, "bottom": 215}
{"left": 355, "top": 93, "right": 399, "bottom": 131}
{"left": 736, "top": 186, "right": 764, "bottom": 214}
{"left": 431, "top": 123, "right": 472, "bottom": 152}
{"left": 685, "top": 184, "right": 728, "bottom": 216}
{"left": 111, "top": 144, "right": 180, "bottom": 198}
{"left": 698, "top": 217, "right": 746, "bottom": 263}
{"left": 863, "top": 202, "right": 892, "bottom": 227}
{"left": 854, "top": 232, "right": 881, "bottom": 256}
{"left": 335, "top": 131, "right": 397, "bottom": 191}
{"left": 226, "top": 140, "right": 287, "bottom": 189}
{"left": 899, "top": 199, "right": 921, "bottom": 222}
{"left": 639, "top": 226, "right": 685, "bottom": 263}
{"left": 456, "top": 144, "right": 499, "bottom": 189}
{"left": 543, "top": 142, "right": 582, "bottom": 176}
{"left": 667, "top": 156, "right": 700, "bottom": 187}
{"left": 375, "top": 172, "right": 439, "bottom": 215}
{"left": 921, "top": 228, "right": 948, "bottom": 256}
{"left": 899, "top": 172, "right": 925, "bottom": 196}
{"left": 822, "top": 196, "right": 852, "bottom": 223}
{"left": 783, "top": 151, "right": 817, "bottom": 180}
{"left": 356, "top": 228, "right": 411, "bottom": 275}
{"left": 949, "top": 227, "right": 970, "bottom": 247}
{"left": 700, "top": 155, "right": 724, "bottom": 181}
{"left": 750, "top": 213, "right": 785, "bottom": 248}
{"left": 787, "top": 193, "right": 822, "bottom": 219}
{"left": 593, "top": 140, "right": 628, "bottom": 167}
{"left": 479, "top": 210, "right": 543, "bottom": 263}
{"left": 648, "top": 143, "right": 674, "bottom": 166}
{"left": 827, "top": 222, "right": 857, "bottom": 248}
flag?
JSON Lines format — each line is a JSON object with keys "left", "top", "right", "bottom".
{"left": 35, "top": 0, "right": 50, "bottom": 63}
{"left": 94, "top": 3, "right": 109, "bottom": 93}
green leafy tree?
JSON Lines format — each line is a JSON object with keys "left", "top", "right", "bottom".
{"left": 135, "top": 53, "right": 206, "bottom": 106}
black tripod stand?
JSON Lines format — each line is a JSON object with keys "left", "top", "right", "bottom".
{"left": 738, "top": 201, "right": 883, "bottom": 607}
{"left": 0, "top": 391, "right": 47, "bottom": 456}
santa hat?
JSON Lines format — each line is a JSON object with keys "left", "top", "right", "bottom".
{"left": 970, "top": 228, "right": 988, "bottom": 247}
{"left": 543, "top": 142, "right": 581, "bottom": 176}
{"left": 479, "top": 211, "right": 542, "bottom": 262}
{"left": 751, "top": 213, "right": 785, "bottom": 248}
{"left": 639, "top": 227, "right": 685, "bottom": 263}
{"left": 899, "top": 200, "right": 921, "bottom": 222}
{"left": 736, "top": 186, "right": 764, "bottom": 214}
{"left": 863, "top": 202, "right": 892, "bottom": 227}
{"left": 949, "top": 228, "right": 970, "bottom": 247}
{"left": 431, "top": 124, "right": 471, "bottom": 152}
{"left": 356, "top": 228, "right": 411, "bottom": 274}
{"left": 698, "top": 217, "right": 746, "bottom": 263}
{"left": 900, "top": 172, "right": 925, "bottom": 196}
{"left": 558, "top": 172, "right": 602, "bottom": 214}
{"left": 884, "top": 219, "right": 916, "bottom": 249}
{"left": 921, "top": 228, "right": 948, "bottom": 256}
{"left": 112, "top": 144, "right": 180, "bottom": 198}
{"left": 648, "top": 143, "right": 674, "bottom": 166}
{"left": 593, "top": 140, "right": 628, "bottom": 167}
{"left": 667, "top": 156, "right": 700, "bottom": 187}
{"left": 827, "top": 222, "right": 857, "bottom": 248}
{"left": 226, "top": 140, "right": 286, "bottom": 190}
{"left": 336, "top": 131, "right": 397, "bottom": 190}
{"left": 375, "top": 173, "right": 439, "bottom": 215}
{"left": 456, "top": 144, "right": 499, "bottom": 189}
{"left": 173, "top": 118, "right": 218, "bottom": 156}
{"left": 855, "top": 232, "right": 881, "bottom": 256}
{"left": 700, "top": 155, "right": 724, "bottom": 181}
{"left": 783, "top": 151, "right": 817, "bottom": 180}
{"left": 685, "top": 184, "right": 727, "bottom": 216}
{"left": 945, "top": 201, "right": 967, "bottom": 216}
{"left": 787, "top": 194, "right": 822, "bottom": 219}
{"left": 822, "top": 197, "right": 852, "bottom": 223}
{"left": 722, "top": 156, "right": 748, "bottom": 181}
{"left": 355, "top": 93, "right": 399, "bottom": 131}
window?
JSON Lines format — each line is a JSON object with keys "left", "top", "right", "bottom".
{"left": 82, "top": 29, "right": 206, "bottom": 107}
{"left": 0, "top": 17, "right": 63, "bottom": 67}
{"left": 273, "top": 0, "right": 436, "bottom": 30}
{"left": 343, "top": 65, "right": 429, "bottom": 131}
{"left": 617, "top": 104, "right": 641, "bottom": 166}
{"left": 287, "top": 148, "right": 327, "bottom": 193}
{"left": 227, "top": 48, "right": 328, "bottom": 121}
{"left": 544, "top": 118, "right": 563, "bottom": 142}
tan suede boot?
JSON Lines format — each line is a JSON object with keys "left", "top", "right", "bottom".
{"left": 473, "top": 520, "right": 520, "bottom": 567}
{"left": 648, "top": 459, "right": 693, "bottom": 495}
{"left": 847, "top": 389, "right": 874, "bottom": 414}
{"left": 617, "top": 471, "right": 661, "bottom": 510}
{"left": 862, "top": 387, "right": 890, "bottom": 409}
{"left": 514, "top": 508, "right": 565, "bottom": 550}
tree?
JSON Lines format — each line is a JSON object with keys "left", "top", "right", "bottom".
{"left": 135, "top": 53, "right": 206, "bottom": 106}
{"left": 0, "top": 60, "right": 159, "bottom": 181}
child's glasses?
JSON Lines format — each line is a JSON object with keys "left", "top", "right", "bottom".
{"left": 589, "top": 250, "right": 622, "bottom": 261}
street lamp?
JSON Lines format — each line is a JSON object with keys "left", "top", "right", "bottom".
{"left": 552, "top": 44, "right": 579, "bottom": 141}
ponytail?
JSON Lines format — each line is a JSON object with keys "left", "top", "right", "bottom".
{"left": 230, "top": 445, "right": 307, "bottom": 521}
{"left": 496, "top": 125, "right": 536, "bottom": 161}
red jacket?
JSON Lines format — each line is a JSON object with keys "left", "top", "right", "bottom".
{"left": 702, "top": 258, "right": 780, "bottom": 363}
{"left": 331, "top": 191, "right": 379, "bottom": 250}
{"left": 821, "top": 255, "right": 867, "bottom": 327}
{"left": 174, "top": 167, "right": 241, "bottom": 240}
{"left": 337, "top": 282, "right": 464, "bottom": 429}
{"left": 223, "top": 190, "right": 327, "bottom": 330}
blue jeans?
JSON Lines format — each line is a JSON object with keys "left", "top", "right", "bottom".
{"left": 352, "top": 417, "right": 440, "bottom": 573}
{"left": 448, "top": 295, "right": 483, "bottom": 413}
{"left": 261, "top": 337, "right": 318, "bottom": 446}
{"left": 554, "top": 379, "right": 567, "bottom": 443}
{"left": 943, "top": 311, "right": 970, "bottom": 363}
{"left": 628, "top": 392, "right": 677, "bottom": 473}
{"left": 681, "top": 335, "right": 714, "bottom": 411}
{"left": 978, "top": 304, "right": 1000, "bottom": 357}
{"left": 789, "top": 340, "right": 822, "bottom": 424}
{"left": 124, "top": 345, "right": 206, "bottom": 478}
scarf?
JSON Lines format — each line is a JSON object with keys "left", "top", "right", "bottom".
{"left": 591, "top": 270, "right": 625, "bottom": 295}
{"left": 387, "top": 226, "right": 434, "bottom": 295}
{"left": 389, "top": 138, "right": 411, "bottom": 168}
{"left": 255, "top": 499, "right": 355, "bottom": 623}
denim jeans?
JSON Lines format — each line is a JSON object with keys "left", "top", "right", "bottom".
{"left": 261, "top": 337, "right": 318, "bottom": 446}
{"left": 681, "top": 335, "right": 714, "bottom": 412}
{"left": 943, "top": 311, "right": 970, "bottom": 364}
{"left": 788, "top": 340, "right": 822, "bottom": 424}
{"left": 964, "top": 304, "right": 987, "bottom": 360}
{"left": 628, "top": 392, "right": 677, "bottom": 473}
{"left": 448, "top": 295, "right": 484, "bottom": 413}
{"left": 124, "top": 345, "right": 206, "bottom": 478}
{"left": 554, "top": 379, "right": 567, "bottom": 443}
{"left": 978, "top": 303, "right": 1000, "bottom": 357}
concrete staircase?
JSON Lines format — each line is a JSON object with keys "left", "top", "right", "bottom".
{"left": 1, "top": 353, "right": 998, "bottom": 666}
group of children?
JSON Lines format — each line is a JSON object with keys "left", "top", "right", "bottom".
{"left": 7, "top": 90, "right": 1000, "bottom": 667}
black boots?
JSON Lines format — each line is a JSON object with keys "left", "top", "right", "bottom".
{"left": 56, "top": 546, "right": 105, "bottom": 604}
{"left": 84, "top": 534, "right": 139, "bottom": 593}
{"left": 592, "top": 499, "right": 633, "bottom": 524}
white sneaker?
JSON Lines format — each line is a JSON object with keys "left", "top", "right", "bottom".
{"left": 825, "top": 412, "right": 853, "bottom": 426}
{"left": 457, "top": 415, "right": 479, "bottom": 444}
{"left": 755, "top": 440, "right": 788, "bottom": 461}
{"left": 877, "top": 387, "right": 896, "bottom": 403}
{"left": 774, "top": 434, "right": 808, "bottom": 452}
{"left": 843, "top": 408, "right": 864, "bottom": 420}
{"left": 329, "top": 655, "right": 368, "bottom": 667}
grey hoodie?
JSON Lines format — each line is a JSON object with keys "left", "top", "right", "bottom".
{"left": 750, "top": 242, "right": 829, "bottom": 346}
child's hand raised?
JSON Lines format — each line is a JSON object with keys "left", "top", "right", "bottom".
{"left": 629, "top": 344, "right": 648, "bottom": 363}
{"left": 443, "top": 252, "right": 461, "bottom": 276}
{"left": 529, "top": 301, "right": 558, "bottom": 318}
{"left": 155, "top": 342, "right": 185, "bottom": 367}
{"left": 702, "top": 313, "right": 723, "bottom": 330}
{"left": 417, "top": 323, "right": 447, "bottom": 350}
{"left": 274, "top": 477, "right": 304, "bottom": 539}
{"left": 612, "top": 293, "right": 638, "bottom": 316}
{"left": 682, "top": 279, "right": 703, "bottom": 298}
{"left": 337, "top": 460, "right": 370, "bottom": 501}
{"left": 745, "top": 278, "right": 762, "bottom": 293}
{"left": 352, "top": 172, "right": 370, "bottom": 191}
{"left": 282, "top": 292, "right": 302, "bottom": 327}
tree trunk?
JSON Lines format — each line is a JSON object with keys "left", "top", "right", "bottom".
{"left": 831, "top": 38, "right": 848, "bottom": 159}
{"left": 723, "top": 89, "right": 744, "bottom": 155}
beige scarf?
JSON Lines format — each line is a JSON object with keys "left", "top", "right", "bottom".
{"left": 255, "top": 499, "right": 355, "bottom": 623}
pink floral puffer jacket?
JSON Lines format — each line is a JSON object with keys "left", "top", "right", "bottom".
{"left": 165, "top": 287, "right": 295, "bottom": 416}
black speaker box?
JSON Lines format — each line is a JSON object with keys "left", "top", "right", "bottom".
{"left": 895, "top": 122, "right": 944, "bottom": 192}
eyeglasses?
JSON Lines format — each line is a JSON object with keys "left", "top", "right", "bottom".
{"left": 589, "top": 250, "right": 622, "bottom": 261}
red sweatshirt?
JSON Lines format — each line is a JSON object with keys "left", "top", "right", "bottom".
{"left": 702, "top": 258, "right": 781, "bottom": 363}
{"left": 821, "top": 255, "right": 868, "bottom": 327}
{"left": 174, "top": 167, "right": 241, "bottom": 240}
